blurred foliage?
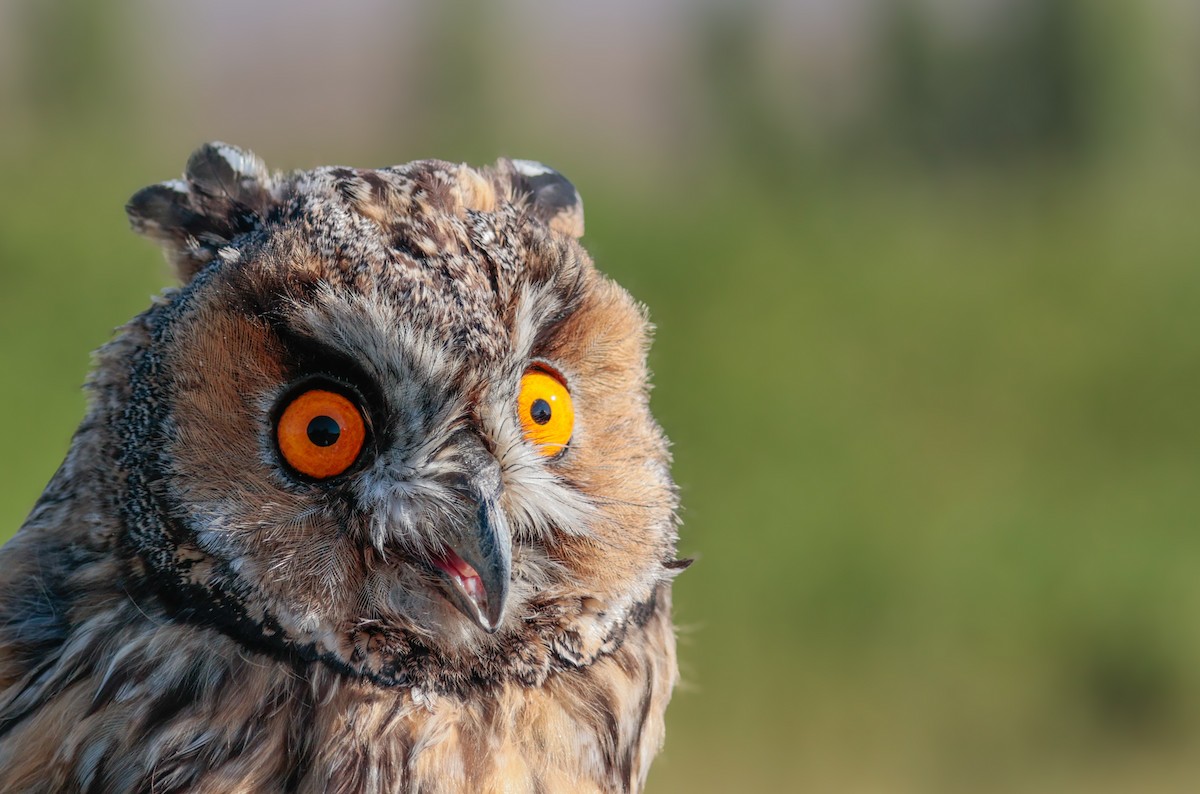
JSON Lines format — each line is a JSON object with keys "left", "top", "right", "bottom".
{"left": 2, "top": 1, "right": 1199, "bottom": 792}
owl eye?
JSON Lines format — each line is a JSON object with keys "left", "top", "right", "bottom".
{"left": 517, "top": 368, "right": 574, "bottom": 457}
{"left": 276, "top": 389, "right": 367, "bottom": 479}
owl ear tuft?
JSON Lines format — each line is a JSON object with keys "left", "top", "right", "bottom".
{"left": 184, "top": 142, "right": 271, "bottom": 200}
{"left": 503, "top": 159, "right": 585, "bottom": 239}
{"left": 127, "top": 142, "right": 275, "bottom": 283}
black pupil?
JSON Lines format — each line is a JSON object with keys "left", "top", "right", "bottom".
{"left": 307, "top": 415, "right": 342, "bottom": 447}
{"left": 530, "top": 398, "right": 552, "bottom": 425}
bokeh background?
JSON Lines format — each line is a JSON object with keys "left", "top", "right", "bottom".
{"left": 2, "top": 1, "right": 1199, "bottom": 791}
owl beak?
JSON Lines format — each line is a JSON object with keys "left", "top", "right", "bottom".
{"left": 431, "top": 494, "right": 512, "bottom": 634}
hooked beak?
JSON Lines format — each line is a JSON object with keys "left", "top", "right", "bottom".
{"left": 430, "top": 488, "right": 512, "bottom": 634}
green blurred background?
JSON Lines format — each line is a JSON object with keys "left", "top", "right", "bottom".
{"left": 2, "top": 1, "right": 1200, "bottom": 791}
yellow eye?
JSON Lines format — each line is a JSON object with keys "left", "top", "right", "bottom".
{"left": 517, "top": 368, "right": 574, "bottom": 457}
{"left": 276, "top": 389, "right": 366, "bottom": 479}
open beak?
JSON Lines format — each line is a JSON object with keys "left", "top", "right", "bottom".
{"left": 431, "top": 489, "right": 512, "bottom": 634}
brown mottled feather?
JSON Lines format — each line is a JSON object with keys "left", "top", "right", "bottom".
{"left": 0, "top": 145, "right": 682, "bottom": 792}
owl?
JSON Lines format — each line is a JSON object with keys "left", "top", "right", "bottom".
{"left": 0, "top": 144, "right": 686, "bottom": 793}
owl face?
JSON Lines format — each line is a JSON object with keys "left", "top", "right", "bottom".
{"left": 120, "top": 145, "right": 679, "bottom": 689}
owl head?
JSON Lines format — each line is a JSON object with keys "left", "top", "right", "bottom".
{"left": 115, "top": 143, "right": 682, "bottom": 691}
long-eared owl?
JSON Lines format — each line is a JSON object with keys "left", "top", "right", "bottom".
{"left": 0, "top": 144, "right": 685, "bottom": 793}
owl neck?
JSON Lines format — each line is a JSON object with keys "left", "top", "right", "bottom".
{"left": 124, "top": 543, "right": 670, "bottom": 696}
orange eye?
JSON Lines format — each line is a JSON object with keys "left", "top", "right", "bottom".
{"left": 276, "top": 389, "right": 366, "bottom": 479}
{"left": 517, "top": 368, "right": 574, "bottom": 457}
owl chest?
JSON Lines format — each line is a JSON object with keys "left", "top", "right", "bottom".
{"left": 298, "top": 682, "right": 638, "bottom": 794}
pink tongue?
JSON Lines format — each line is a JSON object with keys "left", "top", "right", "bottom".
{"left": 434, "top": 550, "right": 485, "bottom": 604}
